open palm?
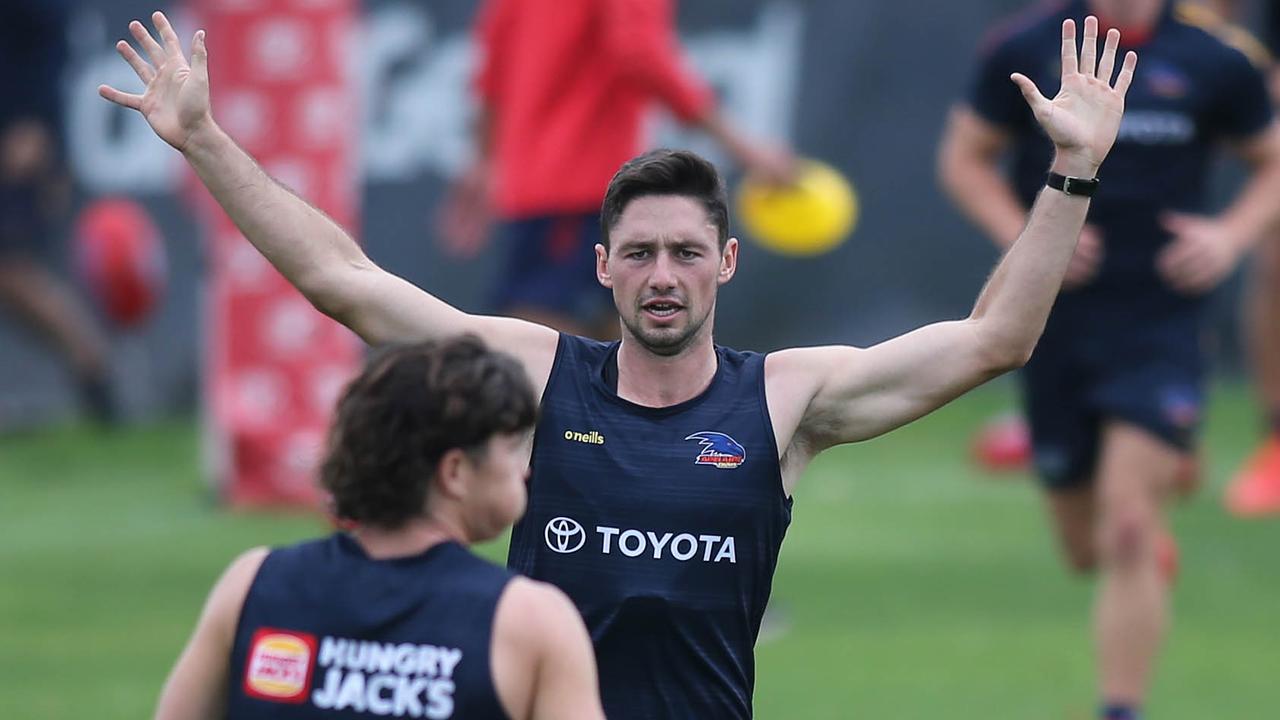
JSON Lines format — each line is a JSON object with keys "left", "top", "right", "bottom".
{"left": 1012, "top": 16, "right": 1138, "bottom": 175}
{"left": 98, "top": 11, "right": 212, "bottom": 152}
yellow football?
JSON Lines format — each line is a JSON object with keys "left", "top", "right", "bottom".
{"left": 737, "top": 160, "right": 858, "bottom": 257}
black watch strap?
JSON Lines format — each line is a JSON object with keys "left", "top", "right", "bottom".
{"left": 1046, "top": 171, "right": 1099, "bottom": 197}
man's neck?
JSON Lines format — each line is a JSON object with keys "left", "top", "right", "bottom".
{"left": 616, "top": 332, "right": 719, "bottom": 408}
{"left": 352, "top": 518, "right": 462, "bottom": 560}
{"left": 1087, "top": 0, "right": 1165, "bottom": 38}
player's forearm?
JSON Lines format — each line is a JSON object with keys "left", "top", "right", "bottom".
{"left": 181, "top": 122, "right": 370, "bottom": 315}
{"left": 968, "top": 158, "right": 1093, "bottom": 367}
{"left": 697, "top": 112, "right": 750, "bottom": 164}
{"left": 938, "top": 151, "right": 1027, "bottom": 250}
{"left": 472, "top": 105, "right": 494, "bottom": 162}
{"left": 1221, "top": 152, "right": 1280, "bottom": 244}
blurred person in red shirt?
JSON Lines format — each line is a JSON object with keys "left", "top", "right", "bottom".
{"left": 0, "top": 0, "right": 114, "bottom": 423}
{"left": 440, "top": 0, "right": 795, "bottom": 338}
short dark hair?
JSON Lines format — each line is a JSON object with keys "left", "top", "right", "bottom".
{"left": 320, "top": 336, "right": 537, "bottom": 530}
{"left": 600, "top": 149, "right": 729, "bottom": 249}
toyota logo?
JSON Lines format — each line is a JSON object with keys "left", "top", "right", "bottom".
{"left": 544, "top": 516, "right": 586, "bottom": 554}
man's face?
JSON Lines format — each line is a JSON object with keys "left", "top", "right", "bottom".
{"left": 597, "top": 195, "right": 738, "bottom": 356}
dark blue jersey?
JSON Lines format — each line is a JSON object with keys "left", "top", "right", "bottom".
{"left": 0, "top": 0, "right": 70, "bottom": 133}
{"left": 1266, "top": 0, "right": 1280, "bottom": 56}
{"left": 227, "top": 535, "right": 512, "bottom": 719}
{"left": 507, "top": 334, "right": 792, "bottom": 719}
{"left": 968, "top": 0, "right": 1273, "bottom": 313}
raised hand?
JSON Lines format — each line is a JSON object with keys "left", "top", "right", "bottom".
{"left": 98, "top": 11, "right": 212, "bottom": 152}
{"left": 1011, "top": 16, "right": 1137, "bottom": 177}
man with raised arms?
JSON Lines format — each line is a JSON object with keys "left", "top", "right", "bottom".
{"left": 105, "top": 11, "right": 1136, "bottom": 718}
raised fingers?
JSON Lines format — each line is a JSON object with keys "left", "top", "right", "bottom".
{"left": 116, "top": 39, "right": 154, "bottom": 83}
{"left": 1061, "top": 18, "right": 1078, "bottom": 76}
{"left": 1079, "top": 15, "right": 1098, "bottom": 77}
{"left": 98, "top": 84, "right": 143, "bottom": 111}
{"left": 152, "top": 11, "right": 183, "bottom": 57}
{"left": 129, "top": 19, "right": 166, "bottom": 66}
{"left": 1097, "top": 27, "right": 1120, "bottom": 82}
{"left": 1114, "top": 51, "right": 1139, "bottom": 96}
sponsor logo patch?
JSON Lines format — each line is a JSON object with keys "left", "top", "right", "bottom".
{"left": 544, "top": 516, "right": 587, "bottom": 554}
{"left": 563, "top": 429, "right": 605, "bottom": 445}
{"left": 1161, "top": 386, "right": 1200, "bottom": 429}
{"left": 244, "top": 628, "right": 317, "bottom": 703}
{"left": 1145, "top": 61, "right": 1189, "bottom": 98}
{"left": 685, "top": 431, "right": 747, "bottom": 469}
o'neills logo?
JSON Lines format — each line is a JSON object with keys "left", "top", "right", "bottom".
{"left": 244, "top": 628, "right": 317, "bottom": 703}
{"left": 563, "top": 429, "right": 605, "bottom": 445}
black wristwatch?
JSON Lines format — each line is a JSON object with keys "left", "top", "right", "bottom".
{"left": 1046, "top": 171, "right": 1100, "bottom": 197}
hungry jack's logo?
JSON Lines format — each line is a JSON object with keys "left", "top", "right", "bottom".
{"left": 685, "top": 431, "right": 747, "bottom": 469}
{"left": 244, "top": 628, "right": 317, "bottom": 703}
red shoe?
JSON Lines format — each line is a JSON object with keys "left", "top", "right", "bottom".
{"left": 972, "top": 413, "right": 1032, "bottom": 472}
{"left": 1225, "top": 437, "right": 1280, "bottom": 517}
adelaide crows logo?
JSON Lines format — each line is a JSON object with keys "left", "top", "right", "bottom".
{"left": 684, "top": 431, "right": 746, "bottom": 469}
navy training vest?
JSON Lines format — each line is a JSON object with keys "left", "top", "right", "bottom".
{"left": 227, "top": 535, "right": 512, "bottom": 720}
{"left": 508, "top": 334, "right": 793, "bottom": 719}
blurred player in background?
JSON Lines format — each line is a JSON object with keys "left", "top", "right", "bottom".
{"left": 154, "top": 336, "right": 604, "bottom": 720}
{"left": 939, "top": 1, "right": 1280, "bottom": 717}
{"left": 105, "top": 11, "right": 1136, "bottom": 718}
{"left": 439, "top": 0, "right": 795, "bottom": 338}
{"left": 0, "top": 0, "right": 114, "bottom": 423}
{"left": 1212, "top": 0, "right": 1280, "bottom": 516}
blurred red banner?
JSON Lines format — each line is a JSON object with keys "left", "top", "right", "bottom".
{"left": 197, "top": 0, "right": 360, "bottom": 508}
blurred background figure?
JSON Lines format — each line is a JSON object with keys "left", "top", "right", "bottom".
{"left": 1212, "top": 0, "right": 1280, "bottom": 516}
{"left": 938, "top": 2, "right": 1280, "bottom": 718}
{"left": 0, "top": 0, "right": 115, "bottom": 424}
{"left": 439, "top": 0, "right": 796, "bottom": 339}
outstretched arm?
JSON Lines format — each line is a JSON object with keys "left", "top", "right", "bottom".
{"left": 100, "top": 13, "right": 558, "bottom": 393}
{"left": 771, "top": 18, "right": 1137, "bottom": 477}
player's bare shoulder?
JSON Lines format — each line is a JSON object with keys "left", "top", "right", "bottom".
{"left": 210, "top": 547, "right": 270, "bottom": 620}
{"left": 763, "top": 345, "right": 861, "bottom": 455}
{"left": 492, "top": 576, "right": 583, "bottom": 655}
{"left": 491, "top": 576, "right": 601, "bottom": 720}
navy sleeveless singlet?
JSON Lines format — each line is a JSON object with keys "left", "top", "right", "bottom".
{"left": 226, "top": 535, "right": 512, "bottom": 719}
{"left": 508, "top": 334, "right": 792, "bottom": 719}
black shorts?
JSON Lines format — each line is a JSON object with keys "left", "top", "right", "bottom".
{"left": 1021, "top": 297, "right": 1205, "bottom": 491}
{"left": 490, "top": 212, "right": 613, "bottom": 323}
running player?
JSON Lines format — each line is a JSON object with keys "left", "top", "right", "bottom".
{"left": 153, "top": 337, "right": 604, "bottom": 719}
{"left": 1219, "top": 0, "right": 1280, "bottom": 516}
{"left": 106, "top": 11, "right": 1137, "bottom": 718}
{"left": 939, "top": 1, "right": 1280, "bottom": 717}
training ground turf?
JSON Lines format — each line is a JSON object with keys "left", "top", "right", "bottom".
{"left": 2, "top": 380, "right": 1277, "bottom": 719}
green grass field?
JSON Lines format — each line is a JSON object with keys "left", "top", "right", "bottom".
{"left": 2, "top": 380, "right": 1277, "bottom": 719}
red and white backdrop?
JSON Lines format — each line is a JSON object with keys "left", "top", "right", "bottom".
{"left": 196, "top": 0, "right": 360, "bottom": 507}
